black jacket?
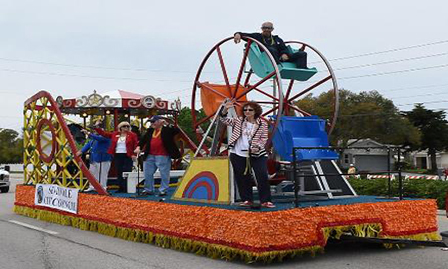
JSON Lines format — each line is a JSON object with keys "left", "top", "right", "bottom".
{"left": 236, "top": 32, "right": 289, "bottom": 63}
{"left": 139, "top": 125, "right": 181, "bottom": 159}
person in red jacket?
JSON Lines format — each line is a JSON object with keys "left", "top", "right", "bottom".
{"left": 95, "top": 121, "right": 139, "bottom": 193}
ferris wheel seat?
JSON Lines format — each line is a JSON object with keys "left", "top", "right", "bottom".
{"left": 279, "top": 65, "right": 318, "bottom": 81}
{"left": 272, "top": 116, "right": 339, "bottom": 161}
{"left": 248, "top": 43, "right": 317, "bottom": 81}
{"left": 199, "top": 82, "right": 247, "bottom": 117}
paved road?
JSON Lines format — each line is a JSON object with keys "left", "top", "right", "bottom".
{"left": 1, "top": 174, "right": 447, "bottom": 269}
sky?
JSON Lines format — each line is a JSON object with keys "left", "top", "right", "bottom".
{"left": 1, "top": 0, "right": 447, "bottom": 132}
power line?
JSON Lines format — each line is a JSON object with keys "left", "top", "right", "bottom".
{"left": 320, "top": 109, "right": 448, "bottom": 118}
{"left": 258, "top": 62, "right": 448, "bottom": 88}
{"left": 329, "top": 52, "right": 448, "bottom": 72}
{"left": 372, "top": 83, "right": 448, "bottom": 93}
{"left": 0, "top": 41, "right": 446, "bottom": 86}
{"left": 388, "top": 91, "right": 448, "bottom": 100}
{"left": 338, "top": 64, "right": 448, "bottom": 80}
{"left": 0, "top": 39, "right": 446, "bottom": 75}
{"left": 396, "top": 100, "right": 448, "bottom": 106}
{"left": 258, "top": 79, "right": 448, "bottom": 97}
{"left": 0, "top": 116, "right": 22, "bottom": 119}
{"left": 336, "top": 112, "right": 397, "bottom": 118}
{"left": 0, "top": 68, "right": 192, "bottom": 82}
{"left": 0, "top": 91, "right": 28, "bottom": 96}
{"left": 325, "top": 39, "right": 448, "bottom": 62}
{"left": 0, "top": 57, "right": 202, "bottom": 74}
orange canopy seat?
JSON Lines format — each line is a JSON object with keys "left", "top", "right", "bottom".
{"left": 200, "top": 82, "right": 248, "bottom": 117}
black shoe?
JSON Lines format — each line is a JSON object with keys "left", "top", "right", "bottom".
{"left": 115, "top": 189, "right": 126, "bottom": 193}
{"left": 158, "top": 191, "right": 167, "bottom": 197}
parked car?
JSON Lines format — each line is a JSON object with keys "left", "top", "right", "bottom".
{"left": 0, "top": 166, "right": 10, "bottom": 193}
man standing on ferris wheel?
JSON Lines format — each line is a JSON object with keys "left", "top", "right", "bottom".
{"left": 233, "top": 21, "right": 308, "bottom": 69}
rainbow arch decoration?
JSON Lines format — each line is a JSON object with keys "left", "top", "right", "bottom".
{"left": 173, "top": 157, "right": 231, "bottom": 204}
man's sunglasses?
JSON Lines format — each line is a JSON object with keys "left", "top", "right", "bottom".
{"left": 262, "top": 27, "right": 273, "bottom": 30}
{"left": 243, "top": 108, "right": 254, "bottom": 111}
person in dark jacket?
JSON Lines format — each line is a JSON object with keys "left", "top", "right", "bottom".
{"left": 233, "top": 21, "right": 308, "bottom": 68}
{"left": 135, "top": 115, "right": 181, "bottom": 196}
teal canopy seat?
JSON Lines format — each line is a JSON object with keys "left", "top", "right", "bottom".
{"left": 247, "top": 43, "right": 317, "bottom": 81}
{"left": 272, "top": 116, "right": 339, "bottom": 161}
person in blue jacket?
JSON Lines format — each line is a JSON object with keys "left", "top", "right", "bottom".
{"left": 77, "top": 129, "right": 113, "bottom": 191}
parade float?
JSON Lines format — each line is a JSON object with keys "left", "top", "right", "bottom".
{"left": 14, "top": 36, "right": 444, "bottom": 263}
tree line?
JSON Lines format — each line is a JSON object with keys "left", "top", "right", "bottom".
{"left": 0, "top": 128, "right": 23, "bottom": 164}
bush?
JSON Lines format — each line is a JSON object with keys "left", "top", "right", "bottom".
{"left": 348, "top": 178, "right": 448, "bottom": 209}
{"left": 403, "top": 168, "right": 431, "bottom": 174}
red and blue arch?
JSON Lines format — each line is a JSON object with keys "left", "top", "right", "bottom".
{"left": 182, "top": 171, "right": 219, "bottom": 201}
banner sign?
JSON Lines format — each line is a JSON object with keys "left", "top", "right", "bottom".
{"left": 34, "top": 184, "right": 79, "bottom": 214}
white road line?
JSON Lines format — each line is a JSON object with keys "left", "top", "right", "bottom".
{"left": 8, "top": 220, "right": 59, "bottom": 235}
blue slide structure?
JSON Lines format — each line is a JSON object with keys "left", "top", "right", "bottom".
{"left": 272, "top": 116, "right": 338, "bottom": 162}
{"left": 272, "top": 116, "right": 357, "bottom": 197}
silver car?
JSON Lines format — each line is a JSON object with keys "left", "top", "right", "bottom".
{"left": 0, "top": 166, "right": 10, "bottom": 193}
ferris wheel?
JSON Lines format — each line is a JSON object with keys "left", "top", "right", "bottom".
{"left": 191, "top": 36, "right": 339, "bottom": 156}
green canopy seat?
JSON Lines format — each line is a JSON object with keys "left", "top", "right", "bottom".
{"left": 247, "top": 43, "right": 317, "bottom": 81}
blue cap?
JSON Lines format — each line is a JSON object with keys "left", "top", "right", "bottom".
{"left": 149, "top": 115, "right": 162, "bottom": 123}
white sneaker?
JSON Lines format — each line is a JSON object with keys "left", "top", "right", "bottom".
{"left": 85, "top": 186, "right": 95, "bottom": 192}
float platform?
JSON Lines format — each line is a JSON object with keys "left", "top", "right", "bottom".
{"left": 14, "top": 185, "right": 440, "bottom": 263}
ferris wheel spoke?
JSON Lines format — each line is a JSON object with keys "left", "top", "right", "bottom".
{"left": 194, "top": 113, "right": 214, "bottom": 128}
{"left": 213, "top": 128, "right": 228, "bottom": 155}
{"left": 243, "top": 69, "right": 253, "bottom": 87}
{"left": 197, "top": 82, "right": 230, "bottom": 99}
{"left": 288, "top": 104, "right": 312, "bottom": 116}
{"left": 285, "top": 80, "right": 295, "bottom": 100}
{"left": 216, "top": 47, "right": 232, "bottom": 96}
{"left": 251, "top": 87, "right": 280, "bottom": 101}
{"left": 235, "top": 71, "right": 276, "bottom": 101}
{"left": 233, "top": 40, "right": 252, "bottom": 97}
{"left": 251, "top": 100, "right": 279, "bottom": 105}
{"left": 287, "top": 75, "right": 331, "bottom": 102}
{"left": 261, "top": 105, "right": 279, "bottom": 117}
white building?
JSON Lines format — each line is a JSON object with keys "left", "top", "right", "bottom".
{"left": 411, "top": 150, "right": 448, "bottom": 169}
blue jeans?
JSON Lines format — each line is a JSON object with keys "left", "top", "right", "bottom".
{"left": 143, "top": 155, "right": 171, "bottom": 193}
